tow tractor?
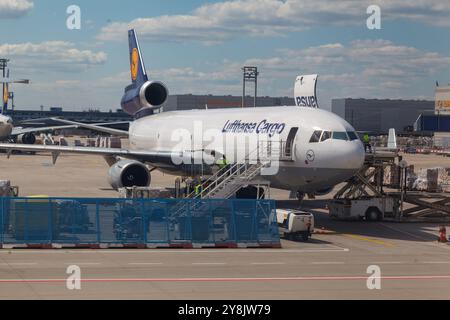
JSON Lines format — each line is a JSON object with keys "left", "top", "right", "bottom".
{"left": 277, "top": 209, "right": 314, "bottom": 241}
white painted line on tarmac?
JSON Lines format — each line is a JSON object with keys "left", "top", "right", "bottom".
{"left": 422, "top": 261, "right": 450, "bottom": 264}
{"left": 64, "top": 262, "right": 101, "bottom": 266}
{"left": 128, "top": 263, "right": 164, "bottom": 266}
{"left": 311, "top": 262, "right": 345, "bottom": 265}
{"left": 251, "top": 262, "right": 286, "bottom": 265}
{"left": 192, "top": 263, "right": 227, "bottom": 265}
{"left": 374, "top": 261, "right": 407, "bottom": 265}
{"left": 2, "top": 275, "right": 450, "bottom": 284}
{"left": 0, "top": 263, "right": 38, "bottom": 266}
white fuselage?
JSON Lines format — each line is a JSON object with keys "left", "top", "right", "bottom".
{"left": 0, "top": 115, "right": 13, "bottom": 140}
{"left": 128, "top": 106, "right": 365, "bottom": 193}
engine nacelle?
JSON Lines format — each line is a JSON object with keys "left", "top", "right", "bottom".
{"left": 17, "top": 133, "right": 36, "bottom": 145}
{"left": 315, "top": 187, "right": 334, "bottom": 196}
{"left": 108, "top": 160, "right": 151, "bottom": 190}
{"left": 121, "top": 81, "right": 169, "bottom": 116}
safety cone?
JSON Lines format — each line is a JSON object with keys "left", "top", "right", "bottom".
{"left": 439, "top": 226, "right": 448, "bottom": 243}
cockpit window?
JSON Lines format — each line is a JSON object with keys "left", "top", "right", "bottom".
{"left": 347, "top": 131, "right": 359, "bottom": 141}
{"left": 309, "top": 130, "right": 322, "bottom": 143}
{"left": 332, "top": 132, "right": 349, "bottom": 141}
{"left": 321, "top": 131, "right": 332, "bottom": 142}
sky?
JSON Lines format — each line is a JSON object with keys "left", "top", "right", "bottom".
{"left": 1, "top": 0, "right": 450, "bottom": 111}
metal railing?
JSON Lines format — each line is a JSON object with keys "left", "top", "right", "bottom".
{"left": 187, "top": 140, "right": 290, "bottom": 200}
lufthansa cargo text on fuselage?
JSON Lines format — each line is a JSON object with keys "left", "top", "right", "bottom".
{"left": 296, "top": 96, "right": 318, "bottom": 108}
{"left": 222, "top": 120, "right": 286, "bottom": 137}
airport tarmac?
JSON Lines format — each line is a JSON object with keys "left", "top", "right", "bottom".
{"left": 0, "top": 223, "right": 449, "bottom": 300}
{"left": 0, "top": 147, "right": 447, "bottom": 199}
{"left": 0, "top": 148, "right": 448, "bottom": 299}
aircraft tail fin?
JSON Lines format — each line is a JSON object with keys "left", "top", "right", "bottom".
{"left": 128, "top": 29, "right": 148, "bottom": 86}
{"left": 387, "top": 128, "right": 398, "bottom": 150}
{"left": 2, "top": 69, "right": 9, "bottom": 114}
{"left": 295, "top": 74, "right": 319, "bottom": 108}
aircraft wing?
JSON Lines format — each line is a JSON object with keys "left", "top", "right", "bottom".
{"left": 0, "top": 143, "right": 179, "bottom": 166}
{"left": 10, "top": 125, "right": 81, "bottom": 137}
{"left": 50, "top": 118, "right": 129, "bottom": 137}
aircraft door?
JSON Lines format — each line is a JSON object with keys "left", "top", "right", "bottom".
{"left": 285, "top": 127, "right": 299, "bottom": 158}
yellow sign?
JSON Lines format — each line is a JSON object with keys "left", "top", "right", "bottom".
{"left": 3, "top": 84, "right": 8, "bottom": 105}
{"left": 131, "top": 48, "right": 139, "bottom": 81}
{"left": 436, "top": 100, "right": 450, "bottom": 110}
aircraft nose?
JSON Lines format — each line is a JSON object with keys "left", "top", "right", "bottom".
{"left": 334, "top": 141, "right": 365, "bottom": 171}
{"left": 346, "top": 141, "right": 365, "bottom": 170}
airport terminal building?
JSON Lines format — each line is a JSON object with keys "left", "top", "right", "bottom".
{"left": 331, "top": 99, "right": 435, "bottom": 134}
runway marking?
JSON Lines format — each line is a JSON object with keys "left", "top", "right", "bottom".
{"left": 343, "top": 234, "right": 395, "bottom": 247}
{"left": 0, "top": 248, "right": 350, "bottom": 254}
{"left": 128, "top": 263, "right": 164, "bottom": 266}
{"left": 64, "top": 263, "right": 101, "bottom": 266}
{"left": 192, "top": 263, "right": 227, "bottom": 266}
{"left": 422, "top": 261, "right": 450, "bottom": 264}
{"left": 251, "top": 262, "right": 286, "bottom": 265}
{"left": 1, "top": 275, "right": 450, "bottom": 284}
{"left": 0, "top": 263, "right": 38, "bottom": 266}
{"left": 378, "top": 223, "right": 429, "bottom": 241}
{"left": 374, "top": 261, "right": 407, "bottom": 265}
{"left": 311, "top": 262, "right": 345, "bottom": 265}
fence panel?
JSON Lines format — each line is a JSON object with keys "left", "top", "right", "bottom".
{"left": 0, "top": 198, "right": 280, "bottom": 248}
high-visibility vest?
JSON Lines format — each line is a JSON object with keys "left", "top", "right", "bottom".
{"left": 217, "top": 158, "right": 229, "bottom": 170}
{"left": 195, "top": 184, "right": 202, "bottom": 195}
{"left": 363, "top": 134, "right": 370, "bottom": 143}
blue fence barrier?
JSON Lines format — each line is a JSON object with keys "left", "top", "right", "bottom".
{"left": 0, "top": 198, "right": 280, "bottom": 248}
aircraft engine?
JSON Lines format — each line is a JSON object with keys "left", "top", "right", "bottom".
{"left": 108, "top": 159, "right": 151, "bottom": 190}
{"left": 17, "top": 133, "right": 36, "bottom": 145}
{"left": 121, "top": 81, "right": 168, "bottom": 116}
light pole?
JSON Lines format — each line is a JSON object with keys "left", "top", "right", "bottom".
{"left": 242, "top": 66, "right": 259, "bottom": 108}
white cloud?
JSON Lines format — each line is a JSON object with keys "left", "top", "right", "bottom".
{"left": 12, "top": 39, "right": 449, "bottom": 111}
{"left": 0, "top": 41, "right": 108, "bottom": 72}
{"left": 138, "top": 39, "right": 450, "bottom": 109}
{"left": 0, "top": 0, "right": 33, "bottom": 19}
{"left": 98, "top": 0, "right": 450, "bottom": 44}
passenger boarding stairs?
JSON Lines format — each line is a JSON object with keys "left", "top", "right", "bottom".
{"left": 187, "top": 140, "right": 292, "bottom": 200}
{"left": 169, "top": 141, "right": 292, "bottom": 221}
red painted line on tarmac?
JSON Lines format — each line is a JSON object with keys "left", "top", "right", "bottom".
{"left": 1, "top": 275, "right": 450, "bottom": 284}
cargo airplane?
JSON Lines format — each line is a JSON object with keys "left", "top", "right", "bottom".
{"left": 0, "top": 30, "right": 365, "bottom": 198}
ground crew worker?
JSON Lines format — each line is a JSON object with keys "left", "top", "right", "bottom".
{"left": 195, "top": 183, "right": 203, "bottom": 197}
{"left": 363, "top": 133, "right": 372, "bottom": 153}
{"left": 217, "top": 157, "right": 229, "bottom": 170}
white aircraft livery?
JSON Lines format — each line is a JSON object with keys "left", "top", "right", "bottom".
{"left": 0, "top": 30, "right": 365, "bottom": 197}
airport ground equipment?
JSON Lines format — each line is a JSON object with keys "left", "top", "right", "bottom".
{"left": 0, "top": 180, "right": 18, "bottom": 197}
{"left": 0, "top": 197, "right": 280, "bottom": 249}
{"left": 329, "top": 197, "right": 396, "bottom": 221}
{"left": 185, "top": 140, "right": 292, "bottom": 200}
{"left": 168, "top": 141, "right": 291, "bottom": 224}
{"left": 118, "top": 187, "right": 173, "bottom": 199}
{"left": 276, "top": 209, "right": 314, "bottom": 241}
{"left": 330, "top": 151, "right": 450, "bottom": 222}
